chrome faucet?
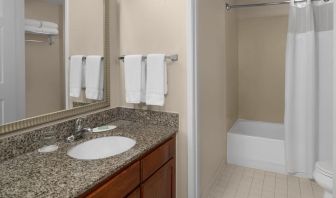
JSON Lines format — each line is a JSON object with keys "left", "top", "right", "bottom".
{"left": 66, "top": 118, "right": 92, "bottom": 142}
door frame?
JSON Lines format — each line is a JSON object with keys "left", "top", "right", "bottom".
{"left": 187, "top": 0, "right": 199, "bottom": 197}
{"left": 15, "top": 0, "right": 26, "bottom": 117}
{"left": 15, "top": 0, "right": 25, "bottom": 120}
{"left": 64, "top": 0, "right": 70, "bottom": 109}
{"left": 333, "top": 2, "right": 336, "bottom": 196}
{"left": 1, "top": 0, "right": 25, "bottom": 123}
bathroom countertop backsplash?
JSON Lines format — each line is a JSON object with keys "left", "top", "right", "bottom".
{"left": 0, "top": 108, "right": 178, "bottom": 198}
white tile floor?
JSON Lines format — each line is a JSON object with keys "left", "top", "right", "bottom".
{"left": 207, "top": 164, "right": 324, "bottom": 198}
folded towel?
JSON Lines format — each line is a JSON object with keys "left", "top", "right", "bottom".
{"left": 25, "top": 26, "right": 59, "bottom": 35}
{"left": 42, "top": 27, "right": 59, "bottom": 35}
{"left": 25, "top": 19, "right": 42, "bottom": 28}
{"left": 124, "top": 55, "right": 145, "bottom": 103}
{"left": 70, "top": 55, "right": 84, "bottom": 98}
{"left": 140, "top": 58, "right": 147, "bottom": 102}
{"left": 146, "top": 54, "right": 167, "bottom": 106}
{"left": 41, "top": 21, "right": 58, "bottom": 29}
{"left": 25, "top": 25, "right": 43, "bottom": 34}
{"left": 85, "top": 56, "right": 104, "bottom": 100}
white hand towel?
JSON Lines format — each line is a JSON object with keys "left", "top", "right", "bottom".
{"left": 69, "top": 55, "right": 84, "bottom": 98}
{"left": 25, "top": 19, "right": 42, "bottom": 28}
{"left": 146, "top": 54, "right": 167, "bottom": 106}
{"left": 85, "top": 56, "right": 104, "bottom": 100}
{"left": 41, "top": 21, "right": 58, "bottom": 29}
{"left": 124, "top": 55, "right": 146, "bottom": 103}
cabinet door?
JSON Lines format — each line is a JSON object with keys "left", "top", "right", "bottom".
{"left": 142, "top": 138, "right": 175, "bottom": 181}
{"left": 141, "top": 159, "right": 175, "bottom": 198}
{"left": 87, "top": 162, "right": 140, "bottom": 198}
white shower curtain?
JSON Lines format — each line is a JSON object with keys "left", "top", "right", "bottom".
{"left": 285, "top": 0, "right": 333, "bottom": 178}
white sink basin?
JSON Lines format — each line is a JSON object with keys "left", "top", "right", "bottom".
{"left": 67, "top": 136, "right": 136, "bottom": 160}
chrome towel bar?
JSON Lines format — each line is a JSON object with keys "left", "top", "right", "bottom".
{"left": 119, "top": 54, "right": 178, "bottom": 62}
{"left": 68, "top": 56, "right": 104, "bottom": 61}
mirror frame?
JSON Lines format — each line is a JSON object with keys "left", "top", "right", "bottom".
{"left": 0, "top": 0, "right": 110, "bottom": 135}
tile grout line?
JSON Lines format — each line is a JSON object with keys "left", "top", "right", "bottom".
{"left": 298, "top": 176, "right": 302, "bottom": 198}
{"left": 210, "top": 164, "right": 236, "bottom": 198}
{"left": 274, "top": 174, "right": 277, "bottom": 198}
{"left": 259, "top": 170, "right": 266, "bottom": 198}
{"left": 222, "top": 165, "right": 237, "bottom": 196}
{"left": 224, "top": 167, "right": 241, "bottom": 196}
{"left": 233, "top": 167, "right": 248, "bottom": 198}
{"left": 246, "top": 168, "right": 255, "bottom": 198}
{"left": 286, "top": 175, "right": 288, "bottom": 198}
{"left": 247, "top": 168, "right": 264, "bottom": 198}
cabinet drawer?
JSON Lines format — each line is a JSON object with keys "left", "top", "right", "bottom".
{"left": 141, "top": 138, "right": 175, "bottom": 181}
{"left": 141, "top": 159, "right": 175, "bottom": 198}
{"left": 87, "top": 161, "right": 140, "bottom": 198}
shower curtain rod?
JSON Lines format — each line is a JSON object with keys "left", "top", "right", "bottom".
{"left": 225, "top": 0, "right": 329, "bottom": 10}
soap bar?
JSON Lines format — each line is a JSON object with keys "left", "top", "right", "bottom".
{"left": 38, "top": 145, "right": 58, "bottom": 153}
{"left": 97, "top": 126, "right": 109, "bottom": 130}
{"left": 92, "top": 125, "right": 117, "bottom": 133}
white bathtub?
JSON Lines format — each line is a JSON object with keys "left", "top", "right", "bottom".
{"left": 227, "top": 119, "right": 286, "bottom": 173}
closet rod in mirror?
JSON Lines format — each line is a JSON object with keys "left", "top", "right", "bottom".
{"left": 225, "top": 0, "right": 329, "bottom": 10}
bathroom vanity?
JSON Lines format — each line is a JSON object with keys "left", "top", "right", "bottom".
{"left": 0, "top": 108, "right": 178, "bottom": 198}
{"left": 84, "top": 137, "right": 175, "bottom": 198}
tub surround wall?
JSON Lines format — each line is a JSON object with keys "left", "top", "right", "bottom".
{"left": 238, "top": 14, "right": 288, "bottom": 123}
{"left": 197, "top": 0, "right": 239, "bottom": 196}
{"left": 0, "top": 108, "right": 178, "bottom": 163}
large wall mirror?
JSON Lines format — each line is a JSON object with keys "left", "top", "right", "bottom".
{"left": 0, "top": 0, "right": 110, "bottom": 134}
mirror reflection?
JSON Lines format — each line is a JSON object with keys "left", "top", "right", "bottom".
{"left": 0, "top": 0, "right": 105, "bottom": 125}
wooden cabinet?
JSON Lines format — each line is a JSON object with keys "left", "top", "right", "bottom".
{"left": 141, "top": 138, "right": 175, "bottom": 181}
{"left": 85, "top": 137, "right": 176, "bottom": 198}
{"left": 141, "top": 159, "right": 175, "bottom": 198}
{"left": 86, "top": 162, "right": 140, "bottom": 198}
{"left": 126, "top": 188, "right": 140, "bottom": 198}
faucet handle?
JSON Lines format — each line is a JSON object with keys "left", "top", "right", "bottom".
{"left": 66, "top": 135, "right": 75, "bottom": 143}
{"left": 75, "top": 117, "right": 85, "bottom": 131}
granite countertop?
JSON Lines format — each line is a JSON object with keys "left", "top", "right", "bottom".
{"left": 0, "top": 120, "right": 177, "bottom": 198}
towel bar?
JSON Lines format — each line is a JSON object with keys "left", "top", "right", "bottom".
{"left": 119, "top": 54, "right": 178, "bottom": 62}
{"left": 68, "top": 56, "right": 105, "bottom": 61}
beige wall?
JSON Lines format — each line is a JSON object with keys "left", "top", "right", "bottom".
{"left": 25, "top": 0, "right": 64, "bottom": 117}
{"left": 68, "top": 0, "right": 104, "bottom": 104}
{"left": 238, "top": 15, "right": 287, "bottom": 123}
{"left": 197, "top": 0, "right": 239, "bottom": 196}
{"left": 108, "top": 0, "right": 122, "bottom": 108}
{"left": 69, "top": 0, "right": 104, "bottom": 56}
{"left": 119, "top": 0, "right": 188, "bottom": 197}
